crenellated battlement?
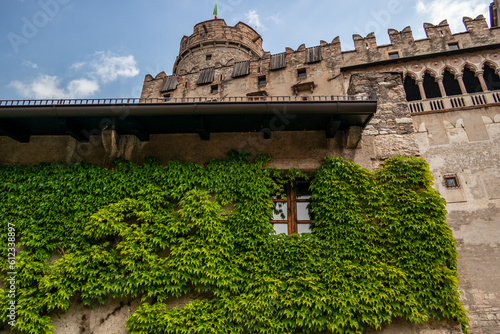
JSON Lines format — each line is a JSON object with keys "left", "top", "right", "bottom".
{"left": 143, "top": 13, "right": 500, "bottom": 106}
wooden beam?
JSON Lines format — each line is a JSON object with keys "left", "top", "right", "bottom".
{"left": 0, "top": 120, "right": 31, "bottom": 143}
{"left": 325, "top": 117, "right": 342, "bottom": 138}
{"left": 195, "top": 116, "right": 210, "bottom": 141}
{"left": 60, "top": 118, "right": 89, "bottom": 143}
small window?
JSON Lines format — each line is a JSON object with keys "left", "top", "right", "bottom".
{"left": 297, "top": 68, "right": 307, "bottom": 79}
{"left": 444, "top": 175, "right": 460, "bottom": 188}
{"left": 388, "top": 51, "right": 400, "bottom": 59}
{"left": 258, "top": 76, "right": 267, "bottom": 86}
{"left": 206, "top": 54, "right": 212, "bottom": 61}
{"left": 210, "top": 85, "right": 218, "bottom": 94}
{"left": 163, "top": 94, "right": 171, "bottom": 102}
{"left": 271, "top": 180, "right": 312, "bottom": 235}
{"left": 448, "top": 43, "right": 459, "bottom": 50}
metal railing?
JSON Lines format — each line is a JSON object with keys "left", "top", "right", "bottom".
{"left": 409, "top": 90, "right": 500, "bottom": 114}
{"left": 0, "top": 95, "right": 374, "bottom": 107}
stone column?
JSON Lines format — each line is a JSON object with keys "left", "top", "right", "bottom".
{"left": 475, "top": 70, "right": 489, "bottom": 92}
{"left": 417, "top": 79, "right": 426, "bottom": 100}
{"left": 455, "top": 73, "right": 467, "bottom": 94}
{"left": 436, "top": 75, "right": 447, "bottom": 97}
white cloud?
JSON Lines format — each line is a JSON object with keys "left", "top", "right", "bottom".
{"left": 89, "top": 51, "right": 140, "bottom": 83}
{"left": 70, "top": 62, "right": 86, "bottom": 71}
{"left": 8, "top": 51, "right": 139, "bottom": 99}
{"left": 267, "top": 14, "right": 283, "bottom": 25}
{"left": 22, "top": 60, "right": 38, "bottom": 69}
{"left": 246, "top": 10, "right": 266, "bottom": 30}
{"left": 67, "top": 79, "right": 100, "bottom": 97}
{"left": 9, "top": 75, "right": 99, "bottom": 99}
{"left": 416, "top": 0, "right": 489, "bottom": 32}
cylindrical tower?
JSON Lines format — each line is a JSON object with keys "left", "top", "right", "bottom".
{"left": 173, "top": 19, "right": 265, "bottom": 74}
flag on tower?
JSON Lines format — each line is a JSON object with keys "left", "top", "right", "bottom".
{"left": 213, "top": 1, "right": 218, "bottom": 19}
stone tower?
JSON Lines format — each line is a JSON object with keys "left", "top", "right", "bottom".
{"left": 173, "top": 19, "right": 265, "bottom": 75}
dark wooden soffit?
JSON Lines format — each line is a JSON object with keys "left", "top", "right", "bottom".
{"left": 0, "top": 99, "right": 377, "bottom": 143}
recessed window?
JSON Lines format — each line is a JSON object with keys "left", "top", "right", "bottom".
{"left": 448, "top": 42, "right": 460, "bottom": 50}
{"left": 206, "top": 54, "right": 212, "bottom": 61}
{"left": 210, "top": 85, "right": 218, "bottom": 94}
{"left": 388, "top": 51, "right": 400, "bottom": 59}
{"left": 163, "top": 94, "right": 171, "bottom": 102}
{"left": 297, "top": 68, "right": 307, "bottom": 79}
{"left": 258, "top": 76, "right": 267, "bottom": 86}
{"left": 444, "top": 175, "right": 460, "bottom": 188}
{"left": 271, "top": 180, "right": 312, "bottom": 235}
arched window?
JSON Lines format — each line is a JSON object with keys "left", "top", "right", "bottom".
{"left": 483, "top": 64, "right": 500, "bottom": 91}
{"left": 463, "top": 67, "right": 482, "bottom": 93}
{"left": 403, "top": 75, "right": 421, "bottom": 101}
{"left": 442, "top": 70, "right": 462, "bottom": 96}
{"left": 423, "top": 72, "right": 441, "bottom": 99}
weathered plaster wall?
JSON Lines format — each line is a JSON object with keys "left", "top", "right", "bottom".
{"left": 412, "top": 107, "right": 500, "bottom": 334}
{"left": 0, "top": 301, "right": 463, "bottom": 334}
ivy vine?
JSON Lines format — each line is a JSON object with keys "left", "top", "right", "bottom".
{"left": 0, "top": 153, "right": 468, "bottom": 333}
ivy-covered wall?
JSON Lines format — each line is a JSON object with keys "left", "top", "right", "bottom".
{"left": 0, "top": 152, "right": 468, "bottom": 333}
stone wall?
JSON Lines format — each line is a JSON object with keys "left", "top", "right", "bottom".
{"left": 412, "top": 106, "right": 500, "bottom": 334}
{"left": 3, "top": 11, "right": 500, "bottom": 334}
{"left": 174, "top": 20, "right": 265, "bottom": 75}
{"left": 141, "top": 15, "right": 500, "bottom": 102}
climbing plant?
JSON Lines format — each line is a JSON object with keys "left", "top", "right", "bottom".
{"left": 0, "top": 153, "right": 468, "bottom": 333}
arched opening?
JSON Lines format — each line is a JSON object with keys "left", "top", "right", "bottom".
{"left": 423, "top": 72, "right": 441, "bottom": 99}
{"left": 463, "top": 67, "right": 482, "bottom": 93}
{"left": 442, "top": 70, "right": 462, "bottom": 96}
{"left": 403, "top": 75, "right": 421, "bottom": 101}
{"left": 483, "top": 64, "right": 500, "bottom": 91}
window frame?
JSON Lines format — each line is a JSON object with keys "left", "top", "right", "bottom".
{"left": 388, "top": 51, "right": 400, "bottom": 59}
{"left": 444, "top": 174, "right": 460, "bottom": 188}
{"left": 297, "top": 68, "right": 307, "bottom": 79}
{"left": 258, "top": 75, "right": 267, "bottom": 86}
{"left": 271, "top": 180, "right": 313, "bottom": 235}
{"left": 210, "top": 84, "right": 219, "bottom": 94}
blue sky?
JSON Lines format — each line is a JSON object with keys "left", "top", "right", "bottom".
{"left": 0, "top": 0, "right": 492, "bottom": 100}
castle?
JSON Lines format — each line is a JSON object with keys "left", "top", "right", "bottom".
{"left": 1, "top": 2, "right": 499, "bottom": 334}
